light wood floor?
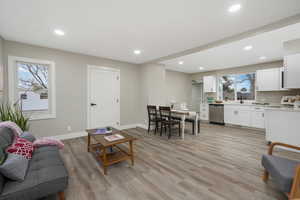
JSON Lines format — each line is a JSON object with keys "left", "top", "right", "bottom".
{"left": 59, "top": 124, "right": 300, "bottom": 200}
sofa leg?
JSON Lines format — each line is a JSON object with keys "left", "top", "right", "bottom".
{"left": 262, "top": 170, "right": 269, "bottom": 182}
{"left": 58, "top": 191, "right": 65, "bottom": 200}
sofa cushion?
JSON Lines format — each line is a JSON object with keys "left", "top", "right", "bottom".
{"left": 20, "top": 132, "right": 36, "bottom": 143}
{"left": 0, "top": 128, "right": 14, "bottom": 194}
{"left": 0, "top": 153, "right": 29, "bottom": 181}
{"left": 0, "top": 148, "right": 6, "bottom": 165}
{"left": 0, "top": 149, "right": 6, "bottom": 194}
{"left": 0, "top": 146, "right": 68, "bottom": 200}
{"left": 0, "top": 128, "right": 14, "bottom": 150}
{"left": 262, "top": 154, "right": 300, "bottom": 193}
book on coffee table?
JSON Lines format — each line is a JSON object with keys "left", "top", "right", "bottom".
{"left": 104, "top": 134, "right": 124, "bottom": 142}
{"left": 94, "top": 127, "right": 113, "bottom": 135}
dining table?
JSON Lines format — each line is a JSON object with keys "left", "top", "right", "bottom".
{"left": 171, "top": 109, "right": 199, "bottom": 139}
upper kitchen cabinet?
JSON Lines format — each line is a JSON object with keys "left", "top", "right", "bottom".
{"left": 256, "top": 68, "right": 281, "bottom": 91}
{"left": 203, "top": 76, "right": 216, "bottom": 93}
{"left": 284, "top": 54, "right": 300, "bottom": 89}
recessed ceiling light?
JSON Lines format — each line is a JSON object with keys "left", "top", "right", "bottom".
{"left": 134, "top": 50, "right": 141, "bottom": 55}
{"left": 199, "top": 67, "right": 204, "bottom": 70}
{"left": 54, "top": 29, "right": 65, "bottom": 36}
{"left": 178, "top": 61, "right": 184, "bottom": 65}
{"left": 259, "top": 56, "right": 267, "bottom": 60}
{"left": 243, "top": 45, "right": 253, "bottom": 51}
{"left": 228, "top": 4, "right": 241, "bottom": 13}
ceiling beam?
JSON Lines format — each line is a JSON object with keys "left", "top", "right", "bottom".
{"left": 145, "top": 13, "right": 300, "bottom": 64}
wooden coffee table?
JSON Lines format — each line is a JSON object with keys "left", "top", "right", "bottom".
{"left": 86, "top": 128, "right": 137, "bottom": 175}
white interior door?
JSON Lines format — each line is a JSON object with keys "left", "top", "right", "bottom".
{"left": 87, "top": 66, "right": 120, "bottom": 129}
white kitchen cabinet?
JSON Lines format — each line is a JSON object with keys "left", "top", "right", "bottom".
{"left": 265, "top": 109, "right": 300, "bottom": 147}
{"left": 203, "top": 76, "right": 216, "bottom": 93}
{"left": 224, "top": 104, "right": 265, "bottom": 129}
{"left": 200, "top": 103, "right": 209, "bottom": 120}
{"left": 238, "top": 110, "right": 252, "bottom": 127}
{"left": 284, "top": 54, "right": 300, "bottom": 89}
{"left": 224, "top": 105, "right": 239, "bottom": 125}
{"left": 256, "top": 68, "right": 280, "bottom": 91}
{"left": 251, "top": 109, "right": 265, "bottom": 129}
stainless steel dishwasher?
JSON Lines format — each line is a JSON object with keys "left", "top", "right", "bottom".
{"left": 209, "top": 104, "right": 224, "bottom": 125}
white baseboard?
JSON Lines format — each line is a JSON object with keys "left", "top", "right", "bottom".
{"left": 115, "top": 123, "right": 147, "bottom": 130}
{"left": 49, "top": 124, "right": 147, "bottom": 141}
{"left": 117, "top": 124, "right": 140, "bottom": 130}
{"left": 137, "top": 124, "right": 147, "bottom": 129}
{"left": 50, "top": 131, "right": 87, "bottom": 141}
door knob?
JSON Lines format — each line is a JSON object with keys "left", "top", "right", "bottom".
{"left": 90, "top": 103, "right": 97, "bottom": 106}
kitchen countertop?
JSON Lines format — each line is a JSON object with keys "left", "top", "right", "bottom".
{"left": 264, "top": 107, "right": 300, "bottom": 112}
{"left": 209, "top": 102, "right": 300, "bottom": 111}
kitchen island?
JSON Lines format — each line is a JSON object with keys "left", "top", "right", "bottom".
{"left": 265, "top": 107, "right": 300, "bottom": 147}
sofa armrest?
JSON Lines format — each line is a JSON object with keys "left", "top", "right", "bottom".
{"left": 20, "top": 132, "right": 36, "bottom": 143}
{"left": 290, "top": 165, "right": 300, "bottom": 199}
{"left": 268, "top": 142, "right": 300, "bottom": 155}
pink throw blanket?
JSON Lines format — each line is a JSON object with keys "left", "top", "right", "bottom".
{"left": 0, "top": 121, "right": 64, "bottom": 149}
{"left": 33, "top": 138, "right": 64, "bottom": 149}
{"left": 0, "top": 121, "right": 23, "bottom": 140}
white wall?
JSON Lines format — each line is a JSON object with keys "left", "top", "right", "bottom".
{"left": 283, "top": 38, "right": 300, "bottom": 55}
{"left": 139, "top": 63, "right": 166, "bottom": 125}
{"left": 3, "top": 41, "right": 141, "bottom": 137}
{"left": 165, "top": 70, "right": 192, "bottom": 105}
{"left": 0, "top": 36, "right": 3, "bottom": 100}
{"left": 138, "top": 65, "right": 192, "bottom": 125}
{"left": 2, "top": 41, "right": 194, "bottom": 136}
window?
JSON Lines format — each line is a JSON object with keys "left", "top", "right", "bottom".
{"left": 8, "top": 56, "right": 56, "bottom": 120}
{"left": 218, "top": 73, "right": 256, "bottom": 101}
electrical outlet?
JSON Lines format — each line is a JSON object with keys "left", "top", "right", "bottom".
{"left": 67, "top": 126, "right": 72, "bottom": 132}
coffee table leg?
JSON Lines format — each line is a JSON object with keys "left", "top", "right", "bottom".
{"left": 87, "top": 134, "right": 90, "bottom": 152}
{"left": 102, "top": 147, "right": 107, "bottom": 175}
{"left": 129, "top": 141, "right": 134, "bottom": 166}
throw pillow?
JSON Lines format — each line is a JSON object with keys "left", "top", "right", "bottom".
{"left": 0, "top": 153, "right": 29, "bottom": 181}
{"left": 6, "top": 137, "right": 34, "bottom": 159}
{"left": 0, "top": 148, "right": 6, "bottom": 165}
{"left": 20, "top": 132, "right": 36, "bottom": 143}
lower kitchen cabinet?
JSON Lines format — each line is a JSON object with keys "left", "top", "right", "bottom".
{"left": 200, "top": 103, "right": 209, "bottom": 121}
{"left": 251, "top": 110, "right": 265, "bottom": 129}
{"left": 224, "top": 105, "right": 265, "bottom": 129}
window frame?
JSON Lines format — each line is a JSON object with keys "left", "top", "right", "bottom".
{"left": 8, "top": 56, "right": 56, "bottom": 120}
{"left": 217, "top": 72, "right": 256, "bottom": 102}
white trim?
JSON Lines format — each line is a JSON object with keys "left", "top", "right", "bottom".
{"left": 137, "top": 124, "right": 148, "bottom": 129}
{"left": 115, "top": 123, "right": 145, "bottom": 130}
{"left": 49, "top": 131, "right": 87, "bottom": 141}
{"left": 86, "top": 65, "right": 120, "bottom": 129}
{"left": 87, "top": 65, "right": 120, "bottom": 72}
{"left": 8, "top": 56, "right": 56, "bottom": 120}
{"left": 48, "top": 124, "right": 146, "bottom": 141}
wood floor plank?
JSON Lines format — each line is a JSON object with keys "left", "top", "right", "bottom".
{"left": 58, "top": 124, "right": 300, "bottom": 200}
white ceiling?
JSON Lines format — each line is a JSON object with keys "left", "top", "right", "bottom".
{"left": 1, "top": 0, "right": 300, "bottom": 64}
{"left": 161, "top": 22, "right": 300, "bottom": 73}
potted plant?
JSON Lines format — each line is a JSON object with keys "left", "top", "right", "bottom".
{"left": 0, "top": 103, "right": 30, "bottom": 131}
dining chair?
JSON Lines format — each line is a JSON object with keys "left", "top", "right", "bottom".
{"left": 159, "top": 106, "right": 181, "bottom": 139}
{"left": 172, "top": 115, "right": 200, "bottom": 135}
{"left": 147, "top": 105, "right": 160, "bottom": 134}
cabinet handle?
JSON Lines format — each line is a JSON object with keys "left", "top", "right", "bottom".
{"left": 262, "top": 113, "right": 264, "bottom": 118}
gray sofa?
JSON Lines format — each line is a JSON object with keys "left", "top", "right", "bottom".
{"left": 0, "top": 127, "right": 68, "bottom": 200}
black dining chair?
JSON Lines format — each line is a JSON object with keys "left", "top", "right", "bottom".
{"left": 159, "top": 106, "right": 181, "bottom": 139}
{"left": 172, "top": 115, "right": 200, "bottom": 135}
{"left": 147, "top": 105, "right": 160, "bottom": 134}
